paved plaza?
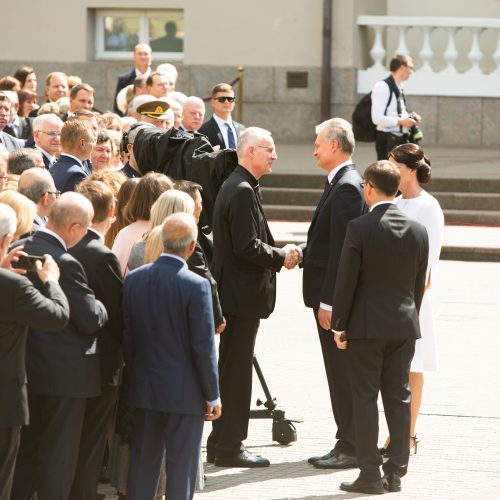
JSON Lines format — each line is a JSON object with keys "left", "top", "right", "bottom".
{"left": 99, "top": 258, "right": 500, "bottom": 499}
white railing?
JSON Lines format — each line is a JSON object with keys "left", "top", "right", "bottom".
{"left": 357, "top": 16, "right": 500, "bottom": 97}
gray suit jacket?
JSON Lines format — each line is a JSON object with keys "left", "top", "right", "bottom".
{"left": 0, "top": 130, "right": 25, "bottom": 152}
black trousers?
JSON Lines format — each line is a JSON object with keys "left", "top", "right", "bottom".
{"left": 375, "top": 131, "right": 409, "bottom": 160}
{"left": 314, "top": 310, "right": 356, "bottom": 456}
{"left": 127, "top": 409, "right": 204, "bottom": 500}
{"left": 69, "top": 385, "right": 119, "bottom": 500}
{"left": 348, "top": 337, "right": 415, "bottom": 480}
{"left": 207, "top": 315, "right": 260, "bottom": 457}
{"left": 11, "top": 393, "right": 86, "bottom": 500}
{"left": 0, "top": 426, "right": 20, "bottom": 500}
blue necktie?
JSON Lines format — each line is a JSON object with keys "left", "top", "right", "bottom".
{"left": 225, "top": 123, "right": 236, "bottom": 149}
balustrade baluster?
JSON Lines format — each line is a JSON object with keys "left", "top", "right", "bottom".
{"left": 419, "top": 26, "right": 434, "bottom": 72}
{"left": 369, "top": 25, "right": 386, "bottom": 70}
{"left": 442, "top": 27, "right": 459, "bottom": 74}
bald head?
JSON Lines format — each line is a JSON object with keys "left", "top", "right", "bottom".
{"left": 162, "top": 212, "right": 198, "bottom": 257}
{"left": 18, "top": 167, "right": 56, "bottom": 206}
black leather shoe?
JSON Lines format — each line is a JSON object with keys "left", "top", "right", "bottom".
{"left": 382, "top": 472, "right": 402, "bottom": 492}
{"left": 307, "top": 448, "right": 336, "bottom": 465}
{"left": 340, "top": 476, "right": 385, "bottom": 495}
{"left": 313, "top": 451, "right": 357, "bottom": 469}
{"left": 214, "top": 450, "right": 270, "bottom": 468}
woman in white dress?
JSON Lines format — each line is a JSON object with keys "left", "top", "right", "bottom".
{"left": 386, "top": 143, "right": 444, "bottom": 453}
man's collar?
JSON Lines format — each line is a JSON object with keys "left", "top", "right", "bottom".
{"left": 88, "top": 227, "right": 104, "bottom": 243}
{"left": 369, "top": 200, "right": 396, "bottom": 212}
{"left": 35, "top": 145, "right": 56, "bottom": 164}
{"left": 37, "top": 227, "right": 67, "bottom": 250}
{"left": 213, "top": 114, "right": 233, "bottom": 127}
{"left": 160, "top": 253, "right": 186, "bottom": 265}
{"left": 60, "top": 153, "right": 84, "bottom": 167}
{"left": 327, "top": 160, "right": 353, "bottom": 183}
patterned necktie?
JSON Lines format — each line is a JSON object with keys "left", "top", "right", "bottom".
{"left": 225, "top": 123, "right": 236, "bottom": 149}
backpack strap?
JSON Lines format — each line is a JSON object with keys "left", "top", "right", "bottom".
{"left": 384, "top": 75, "right": 405, "bottom": 133}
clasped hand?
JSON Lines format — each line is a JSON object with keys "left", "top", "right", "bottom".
{"left": 282, "top": 244, "right": 301, "bottom": 270}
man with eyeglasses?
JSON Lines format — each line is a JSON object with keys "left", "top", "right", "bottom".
{"left": 18, "top": 168, "right": 60, "bottom": 235}
{"left": 0, "top": 93, "right": 25, "bottom": 154}
{"left": 199, "top": 83, "right": 245, "bottom": 150}
{"left": 32, "top": 114, "right": 64, "bottom": 169}
{"left": 371, "top": 54, "right": 422, "bottom": 160}
{"left": 207, "top": 127, "right": 300, "bottom": 468}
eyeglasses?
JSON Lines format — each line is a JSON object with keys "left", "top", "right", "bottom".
{"left": 361, "top": 181, "right": 375, "bottom": 189}
{"left": 46, "top": 190, "right": 61, "bottom": 198}
{"left": 214, "top": 96, "right": 235, "bottom": 103}
{"left": 40, "top": 131, "right": 61, "bottom": 138}
{"left": 255, "top": 145, "right": 276, "bottom": 155}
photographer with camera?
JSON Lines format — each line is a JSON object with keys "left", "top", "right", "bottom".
{"left": 0, "top": 203, "right": 69, "bottom": 500}
{"left": 371, "top": 54, "right": 423, "bottom": 160}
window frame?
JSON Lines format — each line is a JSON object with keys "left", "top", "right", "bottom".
{"left": 95, "top": 9, "right": 184, "bottom": 61}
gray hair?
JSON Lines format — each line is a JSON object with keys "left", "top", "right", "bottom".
{"left": 236, "top": 126, "right": 273, "bottom": 158}
{"left": 161, "top": 212, "right": 198, "bottom": 255}
{"left": 18, "top": 168, "right": 54, "bottom": 203}
{"left": 0, "top": 203, "right": 16, "bottom": 238}
{"left": 315, "top": 118, "right": 355, "bottom": 154}
{"left": 127, "top": 122, "right": 153, "bottom": 146}
{"left": 33, "top": 113, "right": 64, "bottom": 132}
{"left": 7, "top": 148, "right": 41, "bottom": 175}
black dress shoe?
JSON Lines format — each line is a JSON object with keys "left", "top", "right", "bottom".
{"left": 340, "top": 476, "right": 385, "bottom": 495}
{"left": 307, "top": 448, "right": 336, "bottom": 465}
{"left": 313, "top": 451, "right": 357, "bottom": 469}
{"left": 382, "top": 472, "right": 402, "bottom": 492}
{"left": 214, "top": 449, "right": 270, "bottom": 468}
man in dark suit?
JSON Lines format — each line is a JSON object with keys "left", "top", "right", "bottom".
{"left": 50, "top": 119, "right": 96, "bottom": 193}
{"left": 331, "top": 160, "right": 428, "bottom": 494}
{"left": 113, "top": 43, "right": 152, "bottom": 115}
{"left": 207, "top": 127, "right": 299, "bottom": 468}
{"left": 0, "top": 203, "right": 69, "bottom": 500}
{"left": 300, "top": 118, "right": 366, "bottom": 469}
{"left": 32, "top": 113, "right": 64, "bottom": 169}
{"left": 68, "top": 180, "right": 123, "bottom": 500}
{"left": 0, "top": 93, "right": 25, "bottom": 154}
{"left": 124, "top": 213, "right": 221, "bottom": 500}
{"left": 10, "top": 192, "right": 108, "bottom": 500}
{"left": 198, "top": 83, "right": 245, "bottom": 150}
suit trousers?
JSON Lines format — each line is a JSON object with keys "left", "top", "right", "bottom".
{"left": 11, "top": 393, "right": 87, "bottom": 500}
{"left": 207, "top": 315, "right": 260, "bottom": 457}
{"left": 347, "top": 337, "right": 415, "bottom": 480}
{"left": 127, "top": 408, "right": 204, "bottom": 500}
{"left": 0, "top": 426, "right": 20, "bottom": 500}
{"left": 314, "top": 310, "right": 356, "bottom": 456}
{"left": 69, "top": 385, "right": 119, "bottom": 500}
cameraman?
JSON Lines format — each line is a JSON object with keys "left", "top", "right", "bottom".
{"left": 371, "top": 54, "right": 422, "bottom": 160}
{"left": 0, "top": 203, "right": 69, "bottom": 500}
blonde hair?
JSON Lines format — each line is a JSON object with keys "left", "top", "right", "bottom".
{"left": 144, "top": 225, "right": 164, "bottom": 263}
{"left": 149, "top": 189, "right": 194, "bottom": 229}
{"left": 0, "top": 190, "right": 37, "bottom": 238}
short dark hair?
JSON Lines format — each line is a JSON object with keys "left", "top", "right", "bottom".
{"left": 7, "top": 148, "right": 40, "bottom": 175}
{"left": 13, "top": 65, "right": 35, "bottom": 87}
{"left": 125, "top": 172, "right": 173, "bottom": 222}
{"left": 389, "top": 143, "right": 432, "bottom": 184}
{"left": 211, "top": 83, "right": 233, "bottom": 97}
{"left": 96, "top": 130, "right": 113, "bottom": 152}
{"left": 174, "top": 179, "right": 203, "bottom": 201}
{"left": 364, "top": 160, "right": 400, "bottom": 196}
{"left": 390, "top": 54, "right": 412, "bottom": 72}
{"left": 70, "top": 82, "right": 95, "bottom": 99}
{"left": 76, "top": 180, "right": 114, "bottom": 223}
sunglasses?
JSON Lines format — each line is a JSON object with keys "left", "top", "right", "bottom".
{"left": 214, "top": 96, "right": 235, "bottom": 103}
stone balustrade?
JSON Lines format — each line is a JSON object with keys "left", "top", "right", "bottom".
{"left": 357, "top": 16, "right": 500, "bottom": 97}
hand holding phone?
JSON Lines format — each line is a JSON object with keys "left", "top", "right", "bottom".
{"left": 35, "top": 254, "right": 60, "bottom": 283}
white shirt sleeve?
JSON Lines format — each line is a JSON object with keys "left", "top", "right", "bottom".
{"left": 371, "top": 80, "right": 401, "bottom": 130}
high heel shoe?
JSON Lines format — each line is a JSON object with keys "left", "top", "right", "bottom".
{"left": 410, "top": 435, "right": 419, "bottom": 454}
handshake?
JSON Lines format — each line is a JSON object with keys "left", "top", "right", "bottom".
{"left": 282, "top": 244, "right": 302, "bottom": 270}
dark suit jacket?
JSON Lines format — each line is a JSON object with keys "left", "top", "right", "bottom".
{"left": 16, "top": 230, "right": 108, "bottom": 398}
{"left": 0, "top": 130, "right": 25, "bottom": 152}
{"left": 332, "top": 203, "right": 429, "bottom": 339}
{"left": 4, "top": 117, "right": 33, "bottom": 141}
{"left": 211, "top": 165, "right": 285, "bottom": 319}
{"left": 50, "top": 153, "right": 91, "bottom": 193}
{"left": 113, "top": 68, "right": 137, "bottom": 115}
{"left": 198, "top": 116, "right": 245, "bottom": 150}
{"left": 0, "top": 270, "right": 69, "bottom": 427}
{"left": 123, "top": 255, "right": 219, "bottom": 415}
{"left": 301, "top": 164, "right": 366, "bottom": 308}
{"left": 69, "top": 230, "right": 123, "bottom": 388}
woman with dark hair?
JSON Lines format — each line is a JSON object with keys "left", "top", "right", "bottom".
{"left": 18, "top": 89, "right": 38, "bottom": 118}
{"left": 13, "top": 65, "right": 37, "bottom": 92}
{"left": 111, "top": 172, "right": 173, "bottom": 276}
{"left": 385, "top": 142, "right": 444, "bottom": 454}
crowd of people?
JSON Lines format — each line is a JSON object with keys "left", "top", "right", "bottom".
{"left": 0, "top": 43, "right": 445, "bottom": 500}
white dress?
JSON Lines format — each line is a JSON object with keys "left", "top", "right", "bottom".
{"left": 396, "top": 191, "right": 444, "bottom": 372}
